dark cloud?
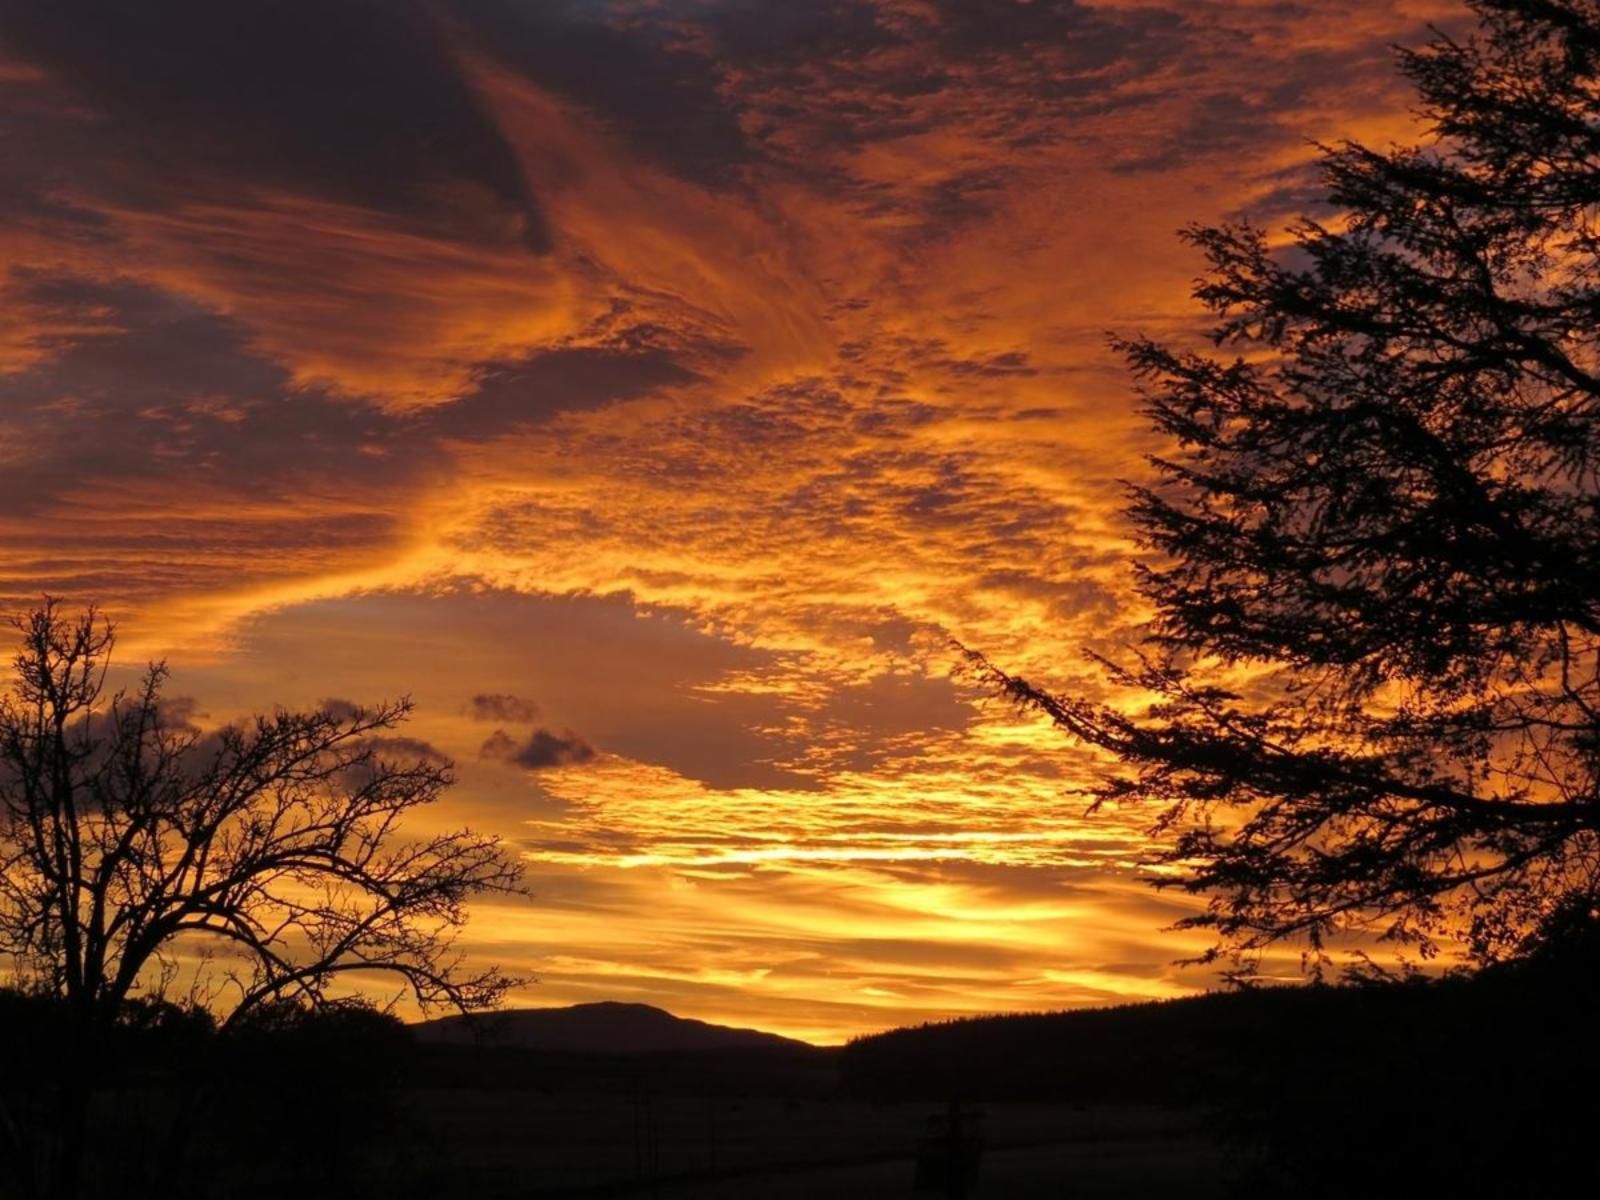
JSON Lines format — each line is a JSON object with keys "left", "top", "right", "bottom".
{"left": 435, "top": 347, "right": 701, "bottom": 438}
{"left": 154, "top": 695, "right": 204, "bottom": 733}
{"left": 0, "top": 274, "right": 437, "bottom": 517}
{"left": 830, "top": 672, "right": 970, "bottom": 738}
{"left": 362, "top": 735, "right": 451, "bottom": 766}
{"left": 692, "top": 1, "right": 895, "bottom": 65}
{"left": 481, "top": 726, "right": 598, "bottom": 770}
{"left": 888, "top": 339, "right": 1038, "bottom": 385}
{"left": 200, "top": 589, "right": 825, "bottom": 794}
{"left": 0, "top": 278, "right": 697, "bottom": 459}
{"left": 978, "top": 571, "right": 1119, "bottom": 621}
{"left": 920, "top": 166, "right": 1016, "bottom": 231}
{"left": 452, "top": 0, "right": 756, "bottom": 181}
{"left": 318, "top": 698, "right": 365, "bottom": 723}
{"left": 0, "top": 275, "right": 698, "bottom": 609}
{"left": 313, "top": 701, "right": 451, "bottom": 766}
{"left": 467, "top": 693, "right": 541, "bottom": 723}
{"left": 924, "top": 0, "right": 1180, "bottom": 59}
{"left": 0, "top": 0, "right": 546, "bottom": 248}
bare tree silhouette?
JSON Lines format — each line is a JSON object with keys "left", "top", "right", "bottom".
{"left": 0, "top": 600, "right": 524, "bottom": 1200}
{"left": 970, "top": 0, "right": 1600, "bottom": 975}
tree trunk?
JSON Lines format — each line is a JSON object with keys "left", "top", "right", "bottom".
{"left": 49, "top": 1012, "right": 99, "bottom": 1200}
{"left": 0, "top": 1091, "right": 42, "bottom": 1200}
{"left": 50, "top": 1076, "right": 89, "bottom": 1200}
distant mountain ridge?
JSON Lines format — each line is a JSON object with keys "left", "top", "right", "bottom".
{"left": 412, "top": 1001, "right": 813, "bottom": 1053}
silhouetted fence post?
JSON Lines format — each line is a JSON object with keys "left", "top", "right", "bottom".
{"left": 705, "top": 1095, "right": 717, "bottom": 1174}
{"left": 631, "top": 1068, "right": 643, "bottom": 1186}
{"left": 914, "top": 1098, "right": 983, "bottom": 1198}
{"left": 630, "top": 1068, "right": 660, "bottom": 1196}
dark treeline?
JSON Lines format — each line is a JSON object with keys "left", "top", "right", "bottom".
{"left": 842, "top": 933, "right": 1600, "bottom": 1196}
{"left": 0, "top": 991, "right": 836, "bottom": 1200}
{"left": 8, "top": 952, "right": 1598, "bottom": 1198}
{"left": 0, "top": 993, "right": 426, "bottom": 1199}
{"left": 413, "top": 1040, "right": 832, "bottom": 1099}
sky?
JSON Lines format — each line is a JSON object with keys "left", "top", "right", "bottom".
{"left": 0, "top": 0, "right": 1460, "bottom": 1044}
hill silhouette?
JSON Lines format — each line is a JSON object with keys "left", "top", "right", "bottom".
{"left": 412, "top": 1000, "right": 812, "bottom": 1054}
{"left": 842, "top": 954, "right": 1600, "bottom": 1196}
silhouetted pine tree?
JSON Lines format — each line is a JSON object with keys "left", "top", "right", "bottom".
{"left": 973, "top": 0, "right": 1600, "bottom": 973}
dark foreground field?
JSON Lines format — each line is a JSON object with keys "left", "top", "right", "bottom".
{"left": 400, "top": 1090, "right": 1221, "bottom": 1198}
{"left": 6, "top": 953, "right": 1599, "bottom": 1199}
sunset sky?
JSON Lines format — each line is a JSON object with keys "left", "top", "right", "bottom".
{"left": 0, "top": 0, "right": 1459, "bottom": 1043}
